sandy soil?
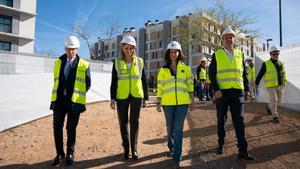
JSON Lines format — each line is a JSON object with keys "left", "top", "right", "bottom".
{"left": 0, "top": 98, "right": 299, "bottom": 169}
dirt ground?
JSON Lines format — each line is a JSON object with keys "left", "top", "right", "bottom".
{"left": 0, "top": 97, "right": 299, "bottom": 169}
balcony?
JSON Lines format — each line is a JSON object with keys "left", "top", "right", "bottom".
{"left": 0, "top": 5, "right": 36, "bottom": 17}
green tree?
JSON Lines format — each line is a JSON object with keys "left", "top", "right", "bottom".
{"left": 175, "top": 0, "right": 260, "bottom": 52}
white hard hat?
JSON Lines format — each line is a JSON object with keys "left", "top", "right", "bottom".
{"left": 121, "top": 35, "right": 136, "bottom": 47}
{"left": 200, "top": 57, "right": 207, "bottom": 62}
{"left": 167, "top": 41, "right": 182, "bottom": 50}
{"left": 64, "top": 36, "right": 80, "bottom": 48}
{"left": 269, "top": 45, "right": 280, "bottom": 53}
{"left": 221, "top": 26, "right": 235, "bottom": 38}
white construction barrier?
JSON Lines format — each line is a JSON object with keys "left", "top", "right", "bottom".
{"left": 0, "top": 52, "right": 112, "bottom": 131}
{"left": 255, "top": 45, "right": 300, "bottom": 112}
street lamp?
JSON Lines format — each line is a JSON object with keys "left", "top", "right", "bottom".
{"left": 266, "top": 38, "right": 273, "bottom": 50}
{"left": 279, "top": 0, "right": 282, "bottom": 46}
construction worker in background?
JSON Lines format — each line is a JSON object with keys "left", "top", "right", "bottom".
{"left": 110, "top": 35, "right": 148, "bottom": 161}
{"left": 246, "top": 58, "right": 256, "bottom": 101}
{"left": 50, "top": 36, "right": 91, "bottom": 166}
{"left": 193, "top": 73, "right": 199, "bottom": 97}
{"left": 196, "top": 57, "right": 207, "bottom": 101}
{"left": 205, "top": 58, "right": 213, "bottom": 101}
{"left": 255, "top": 46, "right": 287, "bottom": 123}
{"left": 156, "top": 41, "right": 194, "bottom": 169}
{"left": 209, "top": 26, "right": 255, "bottom": 161}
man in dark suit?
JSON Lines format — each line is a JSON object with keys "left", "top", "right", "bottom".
{"left": 50, "top": 36, "right": 91, "bottom": 166}
{"left": 209, "top": 26, "right": 255, "bottom": 161}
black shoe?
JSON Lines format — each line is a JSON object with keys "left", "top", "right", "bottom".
{"left": 238, "top": 152, "right": 256, "bottom": 161}
{"left": 132, "top": 151, "right": 138, "bottom": 160}
{"left": 266, "top": 106, "right": 272, "bottom": 115}
{"left": 166, "top": 150, "right": 173, "bottom": 157}
{"left": 272, "top": 117, "right": 280, "bottom": 123}
{"left": 51, "top": 154, "right": 65, "bottom": 166}
{"left": 217, "top": 144, "right": 224, "bottom": 154}
{"left": 171, "top": 162, "right": 180, "bottom": 169}
{"left": 65, "top": 154, "right": 74, "bottom": 166}
{"left": 123, "top": 150, "right": 129, "bottom": 160}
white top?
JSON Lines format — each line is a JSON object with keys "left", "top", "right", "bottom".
{"left": 224, "top": 48, "right": 233, "bottom": 62}
{"left": 126, "top": 63, "right": 132, "bottom": 70}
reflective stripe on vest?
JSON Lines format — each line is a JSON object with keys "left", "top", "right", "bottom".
{"left": 51, "top": 58, "right": 89, "bottom": 104}
{"left": 215, "top": 49, "right": 244, "bottom": 89}
{"left": 115, "top": 55, "right": 144, "bottom": 99}
{"left": 264, "top": 60, "right": 286, "bottom": 87}
{"left": 157, "top": 61, "right": 194, "bottom": 105}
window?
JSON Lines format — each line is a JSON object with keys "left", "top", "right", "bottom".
{"left": 0, "top": 0, "right": 13, "bottom": 7}
{"left": 159, "top": 41, "right": 163, "bottom": 48}
{"left": 0, "top": 14, "right": 12, "bottom": 33}
{"left": 0, "top": 41, "right": 11, "bottom": 51}
{"left": 156, "top": 31, "right": 160, "bottom": 38}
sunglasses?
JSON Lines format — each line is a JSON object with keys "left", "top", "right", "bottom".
{"left": 272, "top": 53, "right": 280, "bottom": 56}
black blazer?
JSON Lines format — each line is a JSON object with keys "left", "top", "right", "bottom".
{"left": 50, "top": 54, "right": 91, "bottom": 113}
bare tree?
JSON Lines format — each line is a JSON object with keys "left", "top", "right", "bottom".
{"left": 99, "top": 18, "right": 121, "bottom": 60}
{"left": 35, "top": 48, "right": 57, "bottom": 57}
{"left": 73, "top": 22, "right": 98, "bottom": 59}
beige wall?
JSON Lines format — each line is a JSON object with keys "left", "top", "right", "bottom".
{"left": 19, "top": 0, "right": 36, "bottom": 14}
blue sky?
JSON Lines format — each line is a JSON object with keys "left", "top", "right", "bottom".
{"left": 35, "top": 0, "right": 300, "bottom": 58}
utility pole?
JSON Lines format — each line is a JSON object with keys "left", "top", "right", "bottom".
{"left": 279, "top": 0, "right": 283, "bottom": 46}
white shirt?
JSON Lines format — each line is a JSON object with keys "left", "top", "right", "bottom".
{"left": 126, "top": 63, "right": 132, "bottom": 70}
{"left": 224, "top": 48, "right": 233, "bottom": 62}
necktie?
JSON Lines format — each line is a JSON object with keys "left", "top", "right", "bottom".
{"left": 64, "top": 61, "right": 71, "bottom": 79}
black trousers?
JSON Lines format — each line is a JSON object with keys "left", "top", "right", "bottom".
{"left": 116, "top": 96, "right": 142, "bottom": 153}
{"left": 53, "top": 101, "right": 80, "bottom": 156}
{"left": 216, "top": 89, "right": 248, "bottom": 153}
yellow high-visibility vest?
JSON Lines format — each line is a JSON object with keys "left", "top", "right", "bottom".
{"left": 51, "top": 58, "right": 89, "bottom": 104}
{"left": 198, "top": 67, "right": 207, "bottom": 80}
{"left": 215, "top": 49, "right": 244, "bottom": 89}
{"left": 206, "top": 66, "right": 211, "bottom": 84}
{"left": 264, "top": 60, "right": 287, "bottom": 87}
{"left": 247, "top": 66, "right": 255, "bottom": 82}
{"left": 115, "top": 55, "right": 144, "bottom": 99}
{"left": 157, "top": 61, "right": 194, "bottom": 105}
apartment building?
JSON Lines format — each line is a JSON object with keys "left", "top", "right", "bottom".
{"left": 144, "top": 20, "right": 171, "bottom": 85}
{"left": 93, "top": 13, "right": 262, "bottom": 87}
{"left": 0, "top": 0, "right": 36, "bottom": 53}
{"left": 97, "top": 27, "right": 139, "bottom": 62}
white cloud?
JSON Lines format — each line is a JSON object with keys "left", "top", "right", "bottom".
{"left": 37, "top": 20, "right": 73, "bottom": 34}
{"left": 76, "top": 0, "right": 98, "bottom": 26}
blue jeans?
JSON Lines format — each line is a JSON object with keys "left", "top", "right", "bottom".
{"left": 162, "top": 105, "right": 189, "bottom": 164}
{"left": 198, "top": 80, "right": 205, "bottom": 100}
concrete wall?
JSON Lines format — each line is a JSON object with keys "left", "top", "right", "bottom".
{"left": 0, "top": 52, "right": 112, "bottom": 131}
{"left": 19, "top": 0, "right": 36, "bottom": 14}
{"left": 255, "top": 45, "right": 300, "bottom": 111}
